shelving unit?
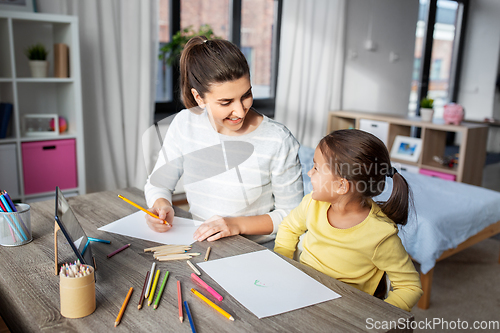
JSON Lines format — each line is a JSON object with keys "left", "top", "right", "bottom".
{"left": 327, "top": 110, "right": 489, "bottom": 186}
{"left": 0, "top": 11, "right": 85, "bottom": 202}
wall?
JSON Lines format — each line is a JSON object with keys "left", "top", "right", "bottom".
{"left": 342, "top": 0, "right": 419, "bottom": 115}
{"left": 457, "top": 0, "right": 500, "bottom": 121}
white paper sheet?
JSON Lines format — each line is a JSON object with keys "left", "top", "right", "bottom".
{"left": 97, "top": 211, "right": 197, "bottom": 245}
{"left": 197, "top": 250, "right": 341, "bottom": 318}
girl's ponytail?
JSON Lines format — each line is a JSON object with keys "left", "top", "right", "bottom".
{"left": 179, "top": 36, "right": 208, "bottom": 110}
{"left": 378, "top": 170, "right": 412, "bottom": 226}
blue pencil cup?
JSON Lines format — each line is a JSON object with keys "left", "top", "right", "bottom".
{"left": 0, "top": 203, "right": 32, "bottom": 246}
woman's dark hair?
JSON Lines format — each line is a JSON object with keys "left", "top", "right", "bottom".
{"left": 180, "top": 36, "right": 250, "bottom": 110}
{"left": 318, "top": 129, "right": 412, "bottom": 225}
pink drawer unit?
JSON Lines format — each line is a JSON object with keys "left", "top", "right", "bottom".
{"left": 419, "top": 168, "right": 456, "bottom": 181}
{"left": 22, "top": 139, "right": 77, "bottom": 194}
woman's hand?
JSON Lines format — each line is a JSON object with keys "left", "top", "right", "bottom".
{"left": 193, "top": 215, "right": 241, "bottom": 242}
{"left": 145, "top": 198, "right": 174, "bottom": 233}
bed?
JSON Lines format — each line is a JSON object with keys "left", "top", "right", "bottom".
{"left": 298, "top": 146, "right": 500, "bottom": 309}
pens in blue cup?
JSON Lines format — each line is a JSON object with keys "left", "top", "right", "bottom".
{"left": 88, "top": 237, "right": 111, "bottom": 244}
{"left": 1, "top": 190, "right": 30, "bottom": 237}
{"left": 0, "top": 194, "right": 27, "bottom": 241}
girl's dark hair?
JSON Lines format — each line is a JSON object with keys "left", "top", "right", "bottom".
{"left": 180, "top": 36, "right": 250, "bottom": 110}
{"left": 318, "top": 129, "right": 412, "bottom": 225}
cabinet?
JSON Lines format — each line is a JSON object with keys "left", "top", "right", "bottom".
{"left": 0, "top": 11, "right": 85, "bottom": 201}
{"left": 327, "top": 110, "right": 488, "bottom": 186}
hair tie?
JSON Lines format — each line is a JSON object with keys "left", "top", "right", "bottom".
{"left": 387, "top": 167, "right": 398, "bottom": 178}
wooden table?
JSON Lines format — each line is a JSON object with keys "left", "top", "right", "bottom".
{"left": 0, "top": 188, "right": 414, "bottom": 332}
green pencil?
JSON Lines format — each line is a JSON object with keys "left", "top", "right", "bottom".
{"left": 153, "top": 271, "right": 170, "bottom": 309}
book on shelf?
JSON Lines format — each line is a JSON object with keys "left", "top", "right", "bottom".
{"left": 0, "top": 103, "right": 13, "bottom": 139}
{"left": 54, "top": 43, "right": 69, "bottom": 78}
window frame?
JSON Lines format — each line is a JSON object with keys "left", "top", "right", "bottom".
{"left": 416, "top": 0, "right": 469, "bottom": 115}
{"left": 154, "top": 0, "right": 283, "bottom": 121}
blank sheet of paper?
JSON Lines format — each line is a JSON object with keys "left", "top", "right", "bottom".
{"left": 197, "top": 250, "right": 341, "bottom": 318}
{"left": 98, "top": 211, "right": 197, "bottom": 245}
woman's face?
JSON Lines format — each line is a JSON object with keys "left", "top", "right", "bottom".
{"left": 192, "top": 76, "right": 253, "bottom": 135}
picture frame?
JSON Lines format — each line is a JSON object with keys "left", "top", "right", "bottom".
{"left": 0, "top": 0, "right": 34, "bottom": 12}
{"left": 23, "top": 114, "right": 59, "bottom": 137}
{"left": 390, "top": 135, "right": 422, "bottom": 163}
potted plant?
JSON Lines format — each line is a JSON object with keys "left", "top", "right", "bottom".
{"left": 159, "top": 24, "right": 218, "bottom": 66}
{"left": 24, "top": 43, "right": 49, "bottom": 78}
{"left": 420, "top": 97, "right": 434, "bottom": 122}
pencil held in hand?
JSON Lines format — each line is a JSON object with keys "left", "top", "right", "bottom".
{"left": 118, "top": 195, "right": 169, "bottom": 225}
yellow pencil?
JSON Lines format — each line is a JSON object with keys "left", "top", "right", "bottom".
{"left": 190, "top": 288, "right": 234, "bottom": 321}
{"left": 148, "top": 269, "right": 161, "bottom": 306}
{"left": 118, "top": 195, "right": 169, "bottom": 225}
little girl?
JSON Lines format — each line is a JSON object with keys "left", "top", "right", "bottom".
{"left": 274, "top": 129, "right": 422, "bottom": 311}
{"left": 144, "top": 36, "right": 303, "bottom": 244}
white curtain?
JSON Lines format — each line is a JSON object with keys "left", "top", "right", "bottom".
{"left": 275, "top": 0, "right": 345, "bottom": 149}
{"left": 36, "top": 0, "right": 158, "bottom": 192}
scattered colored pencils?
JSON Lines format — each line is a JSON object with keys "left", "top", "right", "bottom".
{"left": 184, "top": 301, "right": 197, "bottom": 333}
{"left": 107, "top": 243, "right": 130, "bottom": 258}
{"left": 204, "top": 247, "right": 211, "bottom": 261}
{"left": 138, "top": 271, "right": 150, "bottom": 310}
{"left": 115, "top": 287, "right": 133, "bottom": 327}
{"left": 148, "top": 269, "right": 161, "bottom": 306}
{"left": 118, "top": 194, "right": 169, "bottom": 225}
{"left": 187, "top": 260, "right": 201, "bottom": 276}
{"left": 154, "top": 271, "right": 169, "bottom": 309}
{"left": 144, "top": 262, "right": 156, "bottom": 298}
{"left": 191, "top": 273, "right": 223, "bottom": 301}
{"left": 191, "top": 288, "right": 234, "bottom": 321}
{"left": 177, "top": 280, "right": 183, "bottom": 323}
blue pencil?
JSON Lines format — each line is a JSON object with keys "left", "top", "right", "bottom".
{"left": 88, "top": 237, "right": 111, "bottom": 244}
{"left": 2, "top": 191, "right": 30, "bottom": 236}
{"left": 0, "top": 194, "right": 27, "bottom": 241}
{"left": 184, "top": 301, "right": 197, "bottom": 333}
{"left": 81, "top": 239, "right": 90, "bottom": 256}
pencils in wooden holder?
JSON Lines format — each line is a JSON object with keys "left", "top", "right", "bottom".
{"left": 115, "top": 287, "right": 133, "bottom": 327}
{"left": 138, "top": 271, "right": 150, "bottom": 310}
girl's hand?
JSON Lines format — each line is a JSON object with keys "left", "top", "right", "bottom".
{"left": 193, "top": 215, "right": 241, "bottom": 242}
{"left": 145, "top": 198, "right": 174, "bottom": 233}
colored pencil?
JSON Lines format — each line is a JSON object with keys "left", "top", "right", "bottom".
{"left": 88, "top": 237, "right": 111, "bottom": 244}
{"left": 107, "top": 243, "right": 130, "bottom": 258}
{"left": 177, "top": 280, "right": 183, "bottom": 323}
{"left": 184, "top": 301, "right": 197, "bottom": 333}
{"left": 138, "top": 271, "right": 150, "bottom": 310}
{"left": 191, "top": 273, "right": 223, "bottom": 301}
{"left": 118, "top": 195, "right": 169, "bottom": 225}
{"left": 190, "top": 288, "right": 234, "bottom": 321}
{"left": 81, "top": 239, "right": 90, "bottom": 256}
{"left": 204, "top": 247, "right": 211, "bottom": 261}
{"left": 115, "top": 287, "right": 133, "bottom": 327}
{"left": 187, "top": 260, "right": 201, "bottom": 275}
{"left": 153, "top": 271, "right": 169, "bottom": 309}
{"left": 144, "top": 262, "right": 156, "bottom": 298}
{"left": 148, "top": 269, "right": 161, "bottom": 306}
{"left": 144, "top": 244, "right": 191, "bottom": 252}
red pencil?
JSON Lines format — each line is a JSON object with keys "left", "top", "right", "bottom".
{"left": 107, "top": 243, "right": 131, "bottom": 258}
{"left": 138, "top": 271, "right": 150, "bottom": 310}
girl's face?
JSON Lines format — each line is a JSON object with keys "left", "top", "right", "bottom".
{"left": 307, "top": 147, "right": 344, "bottom": 202}
{"left": 192, "top": 76, "right": 253, "bottom": 136}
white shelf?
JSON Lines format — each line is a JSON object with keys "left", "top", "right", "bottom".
{"left": 0, "top": 11, "right": 85, "bottom": 202}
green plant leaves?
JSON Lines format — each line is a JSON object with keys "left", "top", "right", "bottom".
{"left": 24, "top": 43, "right": 48, "bottom": 61}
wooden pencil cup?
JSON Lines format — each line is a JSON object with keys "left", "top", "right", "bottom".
{"left": 60, "top": 267, "right": 96, "bottom": 318}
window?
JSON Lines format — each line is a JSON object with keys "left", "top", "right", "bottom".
{"left": 409, "top": 0, "right": 468, "bottom": 118}
{"left": 155, "top": 0, "right": 282, "bottom": 119}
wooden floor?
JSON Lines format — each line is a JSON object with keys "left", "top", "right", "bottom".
{"left": 0, "top": 316, "right": 9, "bottom": 333}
